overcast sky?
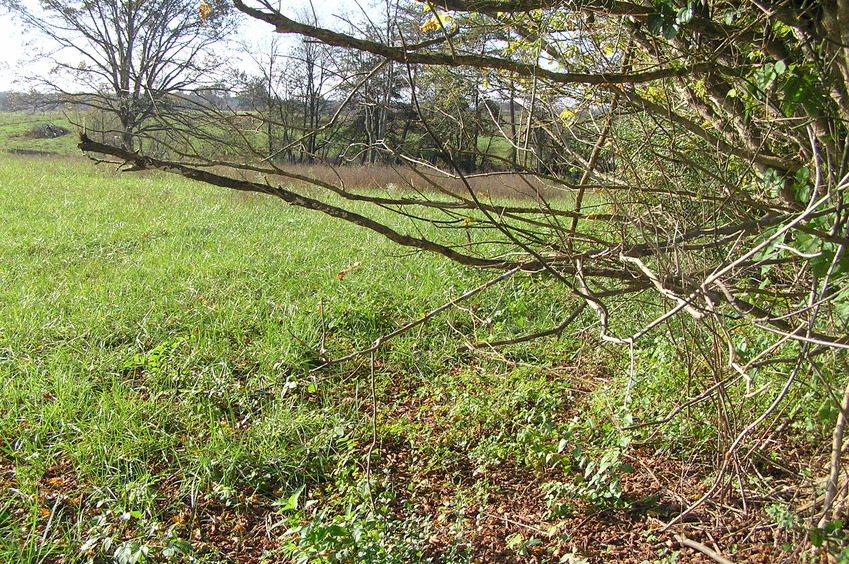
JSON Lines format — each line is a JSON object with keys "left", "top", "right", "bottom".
{"left": 0, "top": 12, "right": 32, "bottom": 90}
{"left": 0, "top": 0, "right": 369, "bottom": 92}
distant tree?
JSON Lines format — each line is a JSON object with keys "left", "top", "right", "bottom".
{"left": 236, "top": 36, "right": 302, "bottom": 161}
{"left": 289, "top": 24, "right": 334, "bottom": 163}
{"left": 231, "top": 15, "right": 340, "bottom": 165}
{"left": 331, "top": 0, "right": 412, "bottom": 165}
{"left": 4, "top": 0, "right": 238, "bottom": 150}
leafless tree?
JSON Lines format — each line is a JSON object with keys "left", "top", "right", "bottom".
{"left": 4, "top": 0, "right": 238, "bottom": 150}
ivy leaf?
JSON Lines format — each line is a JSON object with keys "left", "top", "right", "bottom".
{"left": 647, "top": 13, "right": 664, "bottom": 35}
{"left": 676, "top": 4, "right": 694, "bottom": 25}
{"left": 662, "top": 22, "right": 678, "bottom": 39}
{"left": 825, "top": 520, "right": 844, "bottom": 535}
{"left": 834, "top": 285, "right": 849, "bottom": 323}
{"left": 781, "top": 68, "right": 825, "bottom": 116}
{"left": 810, "top": 527, "right": 826, "bottom": 547}
{"left": 794, "top": 167, "right": 811, "bottom": 202}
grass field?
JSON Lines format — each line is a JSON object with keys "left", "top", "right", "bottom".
{"left": 0, "top": 113, "right": 832, "bottom": 563}
{"left": 0, "top": 152, "right": 599, "bottom": 562}
{"left": 0, "top": 112, "right": 81, "bottom": 156}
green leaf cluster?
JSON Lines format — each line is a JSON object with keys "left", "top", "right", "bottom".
{"left": 647, "top": 0, "right": 695, "bottom": 39}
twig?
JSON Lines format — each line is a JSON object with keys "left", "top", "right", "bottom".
{"left": 575, "top": 258, "right": 632, "bottom": 346}
{"left": 485, "top": 513, "right": 551, "bottom": 537}
{"left": 365, "top": 350, "right": 378, "bottom": 513}
{"left": 468, "top": 302, "right": 587, "bottom": 349}
{"left": 819, "top": 368, "right": 849, "bottom": 527}
{"left": 663, "top": 350, "right": 806, "bottom": 530}
{"left": 620, "top": 253, "right": 705, "bottom": 319}
{"left": 625, "top": 372, "right": 742, "bottom": 430}
{"left": 674, "top": 534, "right": 734, "bottom": 564}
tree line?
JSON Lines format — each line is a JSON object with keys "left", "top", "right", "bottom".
{"left": 5, "top": 0, "right": 591, "bottom": 174}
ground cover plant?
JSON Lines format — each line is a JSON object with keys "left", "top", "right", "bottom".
{"left": 0, "top": 152, "right": 575, "bottom": 562}
{"left": 0, "top": 152, "right": 474, "bottom": 561}
{"left": 0, "top": 143, "right": 841, "bottom": 563}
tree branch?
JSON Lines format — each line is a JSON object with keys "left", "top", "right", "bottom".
{"left": 234, "top": 0, "right": 726, "bottom": 86}
{"left": 77, "top": 133, "right": 507, "bottom": 268}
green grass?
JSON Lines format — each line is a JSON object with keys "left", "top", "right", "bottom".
{"left": 0, "top": 150, "right": 823, "bottom": 562}
{"left": 0, "top": 111, "right": 81, "bottom": 156}
{"left": 0, "top": 154, "right": 594, "bottom": 562}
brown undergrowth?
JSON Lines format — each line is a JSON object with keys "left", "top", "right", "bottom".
{"left": 268, "top": 163, "right": 566, "bottom": 202}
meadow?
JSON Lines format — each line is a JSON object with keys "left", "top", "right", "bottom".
{"left": 0, "top": 113, "right": 829, "bottom": 563}
{"left": 0, "top": 144, "right": 590, "bottom": 562}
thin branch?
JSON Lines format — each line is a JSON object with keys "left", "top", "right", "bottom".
{"left": 468, "top": 302, "right": 587, "bottom": 349}
{"left": 77, "top": 133, "right": 506, "bottom": 269}
{"left": 234, "top": 0, "right": 729, "bottom": 86}
{"left": 674, "top": 535, "right": 735, "bottom": 564}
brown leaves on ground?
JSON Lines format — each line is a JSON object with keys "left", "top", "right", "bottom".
{"left": 0, "top": 384, "right": 815, "bottom": 563}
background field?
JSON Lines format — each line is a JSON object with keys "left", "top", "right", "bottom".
{"left": 0, "top": 113, "right": 824, "bottom": 562}
{"left": 0, "top": 148, "right": 588, "bottom": 562}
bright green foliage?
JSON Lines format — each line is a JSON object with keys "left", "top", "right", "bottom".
{"left": 0, "top": 154, "right": 594, "bottom": 561}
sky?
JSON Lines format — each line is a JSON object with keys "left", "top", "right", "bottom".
{"left": 0, "top": 13, "right": 30, "bottom": 90}
{"left": 0, "top": 0, "right": 366, "bottom": 92}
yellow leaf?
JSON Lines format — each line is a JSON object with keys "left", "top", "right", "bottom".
{"left": 420, "top": 11, "right": 452, "bottom": 32}
{"left": 199, "top": 2, "right": 211, "bottom": 23}
{"left": 559, "top": 108, "right": 576, "bottom": 121}
{"left": 420, "top": 15, "right": 440, "bottom": 32}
